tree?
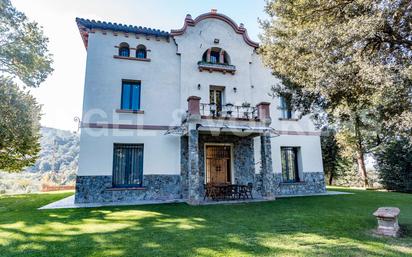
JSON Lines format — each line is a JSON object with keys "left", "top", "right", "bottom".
{"left": 321, "top": 128, "right": 341, "bottom": 185}
{"left": 0, "top": 77, "right": 41, "bottom": 171}
{"left": 321, "top": 127, "right": 354, "bottom": 185}
{"left": 0, "top": 0, "right": 53, "bottom": 171}
{"left": 321, "top": 128, "right": 339, "bottom": 185}
{"left": 375, "top": 138, "right": 412, "bottom": 192}
{"left": 0, "top": 0, "right": 53, "bottom": 87}
{"left": 260, "top": 0, "right": 412, "bottom": 187}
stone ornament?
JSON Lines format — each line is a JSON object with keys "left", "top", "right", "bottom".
{"left": 373, "top": 207, "right": 400, "bottom": 237}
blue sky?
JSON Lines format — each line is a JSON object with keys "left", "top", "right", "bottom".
{"left": 11, "top": 0, "right": 267, "bottom": 131}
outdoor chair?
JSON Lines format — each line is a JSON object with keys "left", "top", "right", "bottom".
{"left": 243, "top": 183, "right": 253, "bottom": 199}
{"left": 237, "top": 185, "right": 247, "bottom": 200}
{"left": 203, "top": 184, "right": 210, "bottom": 200}
{"left": 229, "top": 185, "right": 242, "bottom": 200}
{"left": 204, "top": 183, "right": 216, "bottom": 200}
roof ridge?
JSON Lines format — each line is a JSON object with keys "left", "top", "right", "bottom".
{"left": 75, "top": 17, "right": 170, "bottom": 36}
{"left": 170, "top": 12, "right": 259, "bottom": 48}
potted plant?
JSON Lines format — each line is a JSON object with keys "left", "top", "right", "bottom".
{"left": 241, "top": 102, "right": 251, "bottom": 118}
{"left": 225, "top": 103, "right": 234, "bottom": 117}
{"left": 209, "top": 102, "right": 216, "bottom": 117}
{"left": 241, "top": 102, "right": 251, "bottom": 108}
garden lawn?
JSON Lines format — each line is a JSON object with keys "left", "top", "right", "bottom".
{"left": 0, "top": 188, "right": 411, "bottom": 257}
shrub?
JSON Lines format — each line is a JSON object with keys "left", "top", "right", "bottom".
{"left": 374, "top": 138, "right": 412, "bottom": 192}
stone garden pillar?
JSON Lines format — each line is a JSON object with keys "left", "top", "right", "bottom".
{"left": 260, "top": 132, "right": 275, "bottom": 199}
{"left": 187, "top": 124, "right": 201, "bottom": 205}
{"left": 256, "top": 102, "right": 271, "bottom": 125}
{"left": 186, "top": 96, "right": 202, "bottom": 205}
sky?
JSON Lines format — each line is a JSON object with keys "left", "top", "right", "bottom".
{"left": 11, "top": 0, "right": 267, "bottom": 132}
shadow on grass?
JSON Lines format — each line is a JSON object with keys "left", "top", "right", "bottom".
{"left": 0, "top": 189, "right": 412, "bottom": 257}
{"left": 400, "top": 223, "right": 412, "bottom": 238}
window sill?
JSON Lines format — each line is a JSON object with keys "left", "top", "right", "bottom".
{"left": 278, "top": 118, "right": 299, "bottom": 121}
{"left": 106, "top": 187, "right": 146, "bottom": 191}
{"left": 113, "top": 55, "right": 151, "bottom": 62}
{"left": 116, "top": 109, "right": 144, "bottom": 114}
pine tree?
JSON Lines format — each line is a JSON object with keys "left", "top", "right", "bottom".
{"left": 260, "top": 0, "right": 412, "bottom": 187}
{"left": 0, "top": 0, "right": 53, "bottom": 171}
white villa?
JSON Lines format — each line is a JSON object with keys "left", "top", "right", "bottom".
{"left": 75, "top": 10, "right": 326, "bottom": 205}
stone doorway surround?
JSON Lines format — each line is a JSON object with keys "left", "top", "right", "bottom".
{"left": 181, "top": 133, "right": 262, "bottom": 204}
{"left": 182, "top": 96, "right": 275, "bottom": 205}
{"left": 205, "top": 144, "right": 233, "bottom": 184}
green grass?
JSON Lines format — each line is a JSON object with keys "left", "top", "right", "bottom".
{"left": 0, "top": 188, "right": 411, "bottom": 257}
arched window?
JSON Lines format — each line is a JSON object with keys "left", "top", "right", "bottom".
{"left": 202, "top": 48, "right": 230, "bottom": 64}
{"left": 118, "top": 42, "right": 130, "bottom": 57}
{"left": 136, "top": 44, "right": 147, "bottom": 59}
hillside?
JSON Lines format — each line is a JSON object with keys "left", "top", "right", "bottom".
{"left": 26, "top": 127, "right": 79, "bottom": 174}
{"left": 0, "top": 127, "right": 79, "bottom": 194}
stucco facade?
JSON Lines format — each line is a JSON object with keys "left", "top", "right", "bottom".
{"left": 75, "top": 11, "right": 326, "bottom": 204}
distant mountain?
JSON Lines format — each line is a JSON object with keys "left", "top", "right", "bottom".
{"left": 26, "top": 127, "right": 80, "bottom": 174}
{"left": 0, "top": 127, "right": 79, "bottom": 194}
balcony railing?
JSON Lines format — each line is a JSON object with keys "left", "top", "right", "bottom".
{"left": 200, "top": 103, "right": 258, "bottom": 120}
{"left": 197, "top": 61, "right": 236, "bottom": 75}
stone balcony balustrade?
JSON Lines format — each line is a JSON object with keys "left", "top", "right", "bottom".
{"left": 197, "top": 61, "right": 236, "bottom": 75}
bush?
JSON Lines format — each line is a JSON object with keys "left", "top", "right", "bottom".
{"left": 374, "top": 138, "right": 412, "bottom": 192}
{"left": 0, "top": 185, "right": 6, "bottom": 194}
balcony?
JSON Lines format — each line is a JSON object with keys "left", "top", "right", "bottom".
{"left": 200, "top": 103, "right": 257, "bottom": 121}
{"left": 197, "top": 61, "right": 236, "bottom": 75}
{"left": 178, "top": 96, "right": 273, "bottom": 136}
{"left": 186, "top": 95, "right": 271, "bottom": 124}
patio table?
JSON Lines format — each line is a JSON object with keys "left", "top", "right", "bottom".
{"left": 204, "top": 184, "right": 252, "bottom": 201}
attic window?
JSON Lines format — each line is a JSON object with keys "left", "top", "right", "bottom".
{"left": 198, "top": 47, "right": 235, "bottom": 74}
{"left": 119, "top": 42, "right": 130, "bottom": 57}
{"left": 202, "top": 47, "right": 230, "bottom": 64}
{"left": 136, "top": 44, "right": 147, "bottom": 59}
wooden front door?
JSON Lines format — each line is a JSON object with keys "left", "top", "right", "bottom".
{"left": 206, "top": 145, "right": 231, "bottom": 184}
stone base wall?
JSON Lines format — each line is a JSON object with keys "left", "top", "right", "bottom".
{"left": 255, "top": 172, "right": 326, "bottom": 196}
{"left": 75, "top": 175, "right": 182, "bottom": 203}
{"left": 75, "top": 172, "right": 325, "bottom": 203}
{"left": 275, "top": 172, "right": 326, "bottom": 195}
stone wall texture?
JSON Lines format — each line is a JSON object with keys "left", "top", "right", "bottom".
{"left": 259, "top": 134, "right": 274, "bottom": 198}
{"left": 188, "top": 129, "right": 202, "bottom": 204}
{"left": 276, "top": 172, "right": 326, "bottom": 195}
{"left": 75, "top": 172, "right": 325, "bottom": 203}
{"left": 75, "top": 175, "right": 182, "bottom": 203}
{"left": 254, "top": 171, "right": 326, "bottom": 196}
{"left": 180, "top": 136, "right": 189, "bottom": 199}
